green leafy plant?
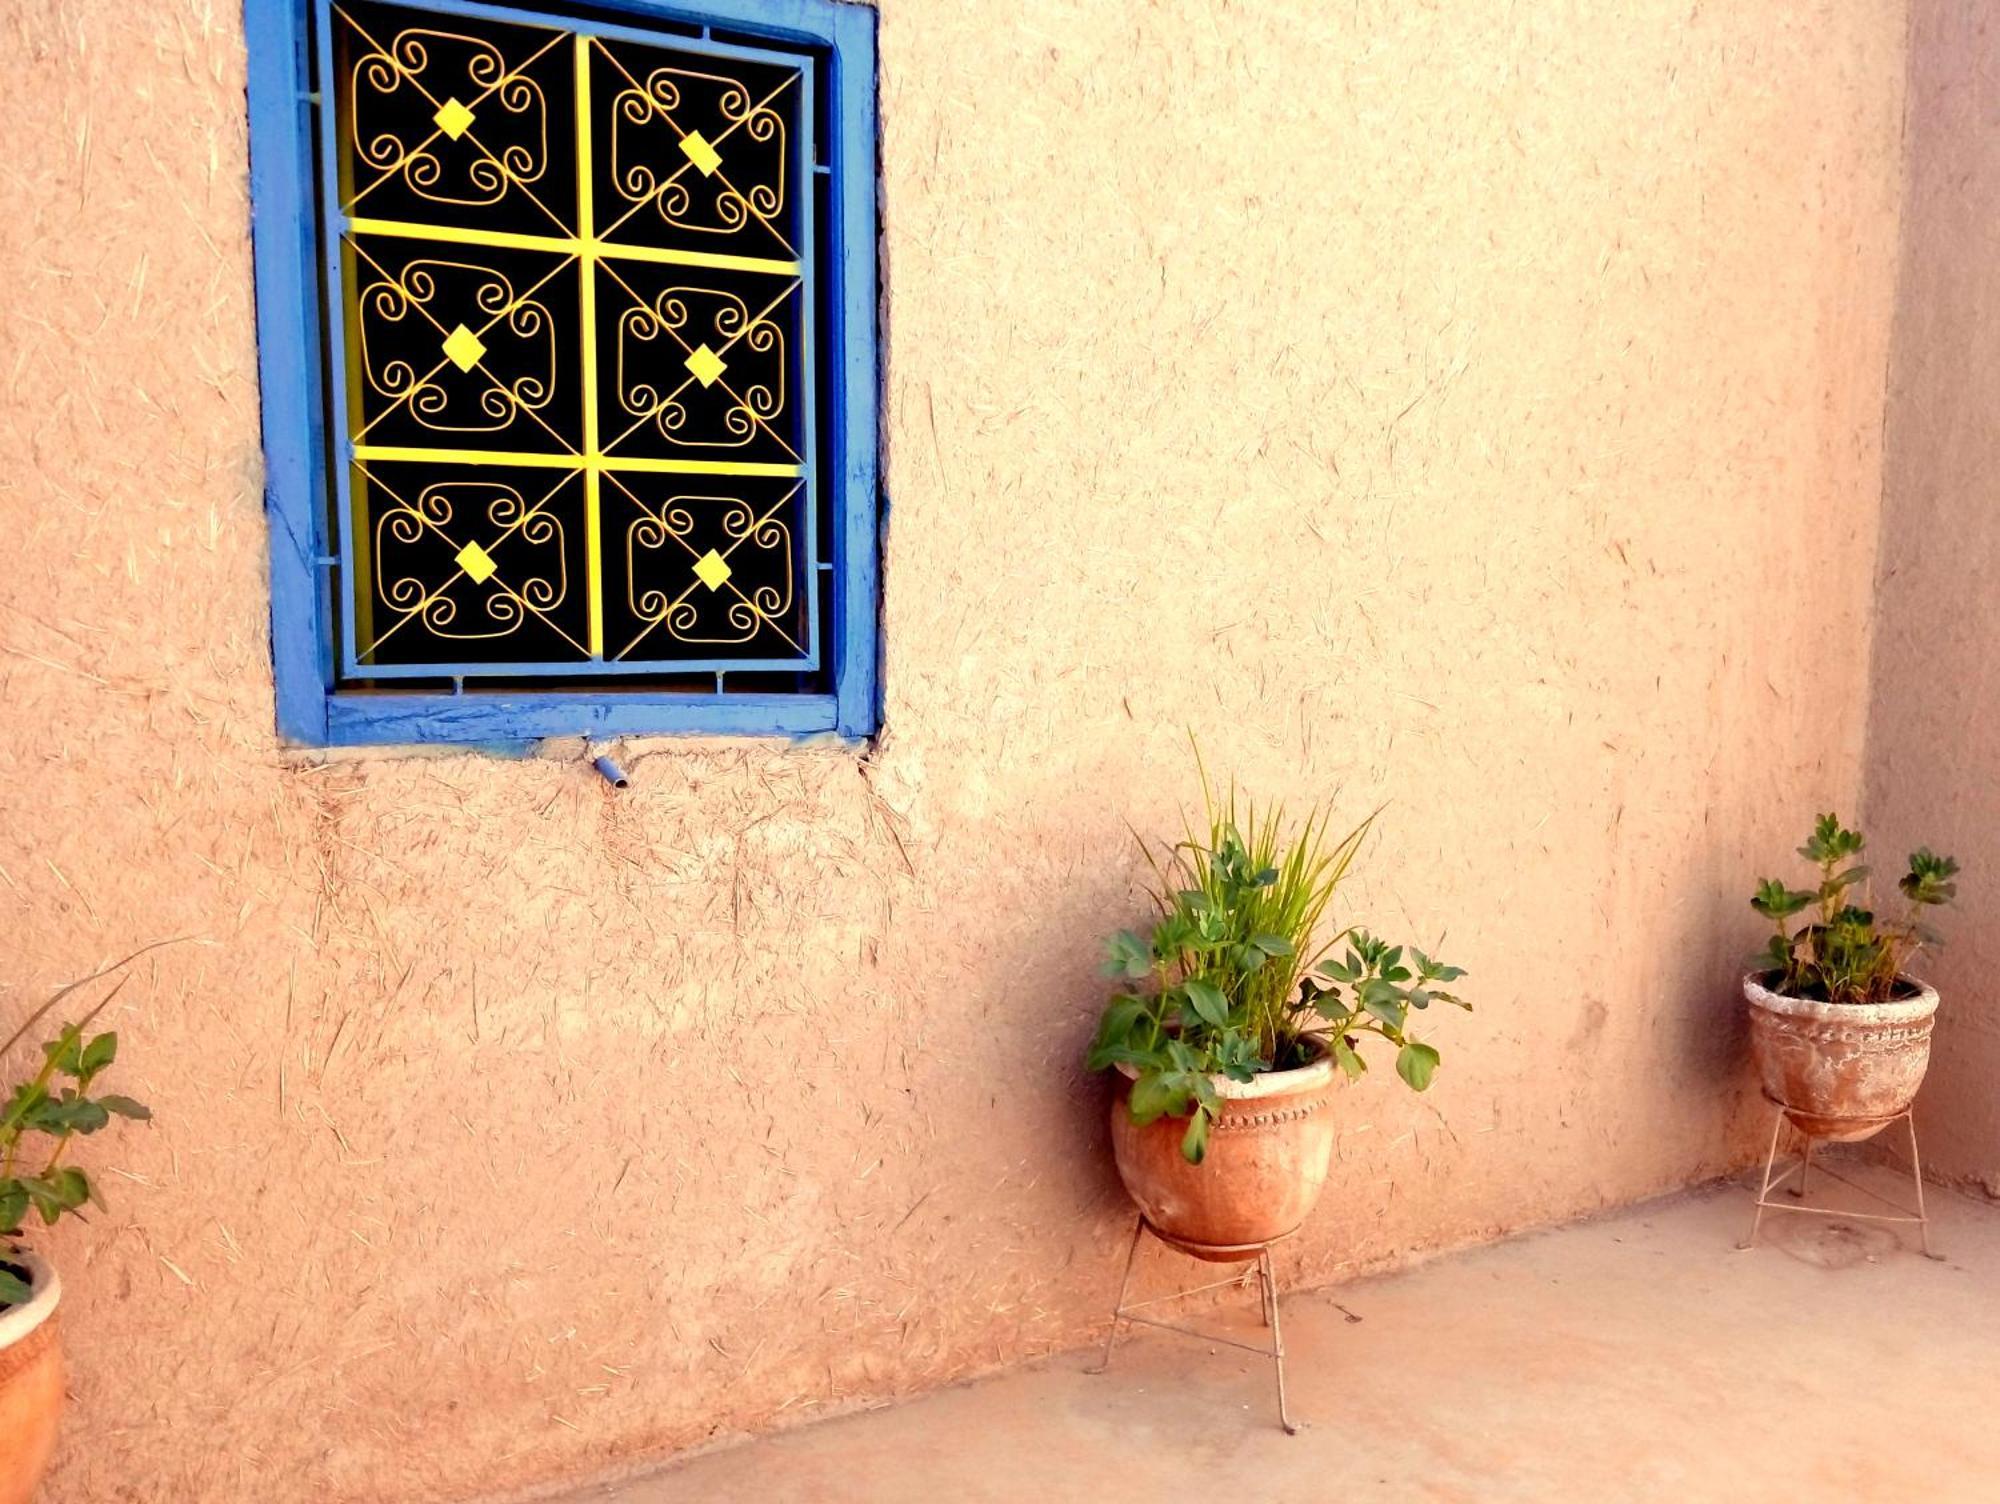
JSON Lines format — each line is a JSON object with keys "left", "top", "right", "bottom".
{"left": 1, "top": 968, "right": 154, "bottom": 1309}
{"left": 1086, "top": 766, "right": 1469, "bottom": 1165}
{"left": 1751, "top": 813, "right": 1960, "bottom": 1006}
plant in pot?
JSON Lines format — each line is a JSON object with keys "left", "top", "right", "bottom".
{"left": 1084, "top": 776, "right": 1469, "bottom": 1258}
{"left": 1, "top": 972, "right": 152, "bottom": 1504}
{"left": 1744, "top": 813, "right": 1960, "bottom": 1143}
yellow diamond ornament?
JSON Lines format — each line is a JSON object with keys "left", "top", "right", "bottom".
{"left": 692, "top": 549, "right": 732, "bottom": 591}
{"left": 455, "top": 541, "right": 498, "bottom": 583}
{"left": 442, "top": 323, "right": 487, "bottom": 372}
{"left": 678, "top": 130, "right": 722, "bottom": 176}
{"left": 684, "top": 343, "right": 727, "bottom": 387}
{"left": 433, "top": 97, "right": 477, "bottom": 139}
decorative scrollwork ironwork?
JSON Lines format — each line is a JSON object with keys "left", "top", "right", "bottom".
{"left": 597, "top": 47, "right": 795, "bottom": 255}
{"left": 611, "top": 285, "right": 784, "bottom": 451}
{"left": 344, "top": 13, "right": 556, "bottom": 219}
{"left": 355, "top": 256, "right": 558, "bottom": 435}
{"left": 622, "top": 493, "right": 793, "bottom": 650}
{"left": 328, "top": 2, "right": 816, "bottom": 675}
{"left": 369, "top": 478, "right": 570, "bottom": 645}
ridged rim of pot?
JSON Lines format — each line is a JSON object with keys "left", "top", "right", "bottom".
{"left": 1114, "top": 1050, "right": 1336, "bottom": 1101}
{"left": 0, "top": 1247, "right": 60, "bottom": 1351}
{"left": 1742, "top": 971, "right": 1940, "bottom": 1025}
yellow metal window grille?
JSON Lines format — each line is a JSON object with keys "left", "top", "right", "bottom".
{"left": 324, "top": 0, "right": 817, "bottom": 679}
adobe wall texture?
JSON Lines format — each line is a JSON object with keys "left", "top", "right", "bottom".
{"left": 1866, "top": 0, "right": 2000, "bottom": 1189}
{"left": 0, "top": 2, "right": 1906, "bottom": 1500}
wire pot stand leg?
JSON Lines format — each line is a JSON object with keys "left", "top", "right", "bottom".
{"left": 1737, "top": 1106, "right": 1940, "bottom": 1260}
{"left": 1090, "top": 1214, "right": 1300, "bottom": 1435}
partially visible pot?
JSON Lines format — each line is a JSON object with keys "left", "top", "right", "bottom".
{"left": 0, "top": 1248, "right": 63, "bottom": 1504}
{"left": 1744, "top": 972, "right": 1939, "bottom": 1142}
{"left": 1111, "top": 1054, "right": 1339, "bottom": 1259}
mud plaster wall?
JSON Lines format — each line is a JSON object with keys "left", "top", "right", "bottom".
{"left": 0, "top": 2, "right": 1905, "bottom": 1501}
{"left": 1866, "top": 1, "right": 2000, "bottom": 1188}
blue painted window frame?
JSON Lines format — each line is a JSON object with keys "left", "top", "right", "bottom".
{"left": 244, "top": 0, "right": 880, "bottom": 745}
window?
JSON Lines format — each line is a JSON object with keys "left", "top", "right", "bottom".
{"left": 245, "top": 0, "right": 878, "bottom": 744}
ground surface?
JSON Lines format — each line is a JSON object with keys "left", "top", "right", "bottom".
{"left": 545, "top": 1162, "right": 2000, "bottom": 1504}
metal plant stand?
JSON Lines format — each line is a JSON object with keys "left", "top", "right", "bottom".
{"left": 1738, "top": 1106, "right": 1938, "bottom": 1258}
{"left": 1089, "top": 1215, "right": 1300, "bottom": 1434}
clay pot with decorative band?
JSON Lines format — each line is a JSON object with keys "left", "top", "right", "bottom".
{"left": 1111, "top": 1053, "right": 1339, "bottom": 1260}
{"left": 0, "top": 1248, "right": 63, "bottom": 1504}
{"left": 1743, "top": 973, "right": 1940, "bottom": 1143}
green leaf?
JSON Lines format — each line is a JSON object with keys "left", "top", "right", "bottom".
{"left": 23, "top": 1178, "right": 64, "bottom": 1225}
{"left": 40, "top": 1028, "right": 83, "bottom": 1079}
{"left": 80, "top": 1033, "right": 117, "bottom": 1078}
{"left": 51, "top": 1168, "right": 87, "bottom": 1210}
{"left": 1751, "top": 880, "right": 1815, "bottom": 920}
{"left": 1095, "top": 990, "right": 1146, "bottom": 1042}
{"left": 1250, "top": 933, "right": 1294, "bottom": 958}
{"left": 21, "top": 1169, "right": 92, "bottom": 1221}
{"left": 0, "top": 1081, "right": 43, "bottom": 1133}
{"left": 1128, "top": 1073, "right": 1189, "bottom": 1126}
{"left": 1331, "top": 1036, "right": 1366, "bottom": 1080}
{"left": 1182, "top": 979, "right": 1229, "bottom": 1030}
{"left": 9, "top": 1091, "right": 60, "bottom": 1135}
{"left": 1361, "top": 994, "right": 1406, "bottom": 1031}
{"left": 51, "top": 1098, "right": 109, "bottom": 1135}
{"left": 1103, "top": 930, "right": 1153, "bottom": 980}
{"left": 1180, "top": 1110, "right": 1211, "bottom": 1165}
{"left": 0, "top": 1185, "right": 26, "bottom": 1235}
{"left": 1901, "top": 848, "right": 1960, "bottom": 906}
{"left": 1755, "top": 933, "right": 1793, "bottom": 974}
{"left": 1312, "top": 995, "right": 1352, "bottom": 1026}
{"left": 1358, "top": 977, "right": 1407, "bottom": 1030}
{"left": 1396, "top": 1041, "right": 1441, "bottom": 1091}
{"left": 1800, "top": 813, "right": 1863, "bottom": 864}
{"left": 1189, "top": 1074, "right": 1222, "bottom": 1115}
{"left": 0, "top": 1268, "right": 30, "bottom": 1308}
{"left": 1215, "top": 1032, "right": 1259, "bottom": 1083}
{"left": 1091, "top": 1043, "right": 1168, "bottom": 1074}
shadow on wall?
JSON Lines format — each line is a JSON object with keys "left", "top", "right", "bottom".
{"left": 1862, "top": 0, "right": 2000, "bottom": 1186}
{"left": 1569, "top": 811, "right": 1768, "bottom": 1188}
{"left": 1671, "top": 834, "right": 1764, "bottom": 1156}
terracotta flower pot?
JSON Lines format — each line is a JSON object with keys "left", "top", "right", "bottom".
{"left": 1111, "top": 1055, "right": 1339, "bottom": 1259}
{"left": 0, "top": 1248, "right": 63, "bottom": 1504}
{"left": 1743, "top": 972, "right": 1940, "bottom": 1142}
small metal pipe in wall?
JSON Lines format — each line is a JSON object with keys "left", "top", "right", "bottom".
{"left": 592, "top": 755, "right": 630, "bottom": 790}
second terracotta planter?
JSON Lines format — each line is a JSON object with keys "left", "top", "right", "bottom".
{"left": 1111, "top": 1054, "right": 1339, "bottom": 1258}
{"left": 1744, "top": 972, "right": 1939, "bottom": 1142}
{"left": 0, "top": 1248, "right": 63, "bottom": 1504}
